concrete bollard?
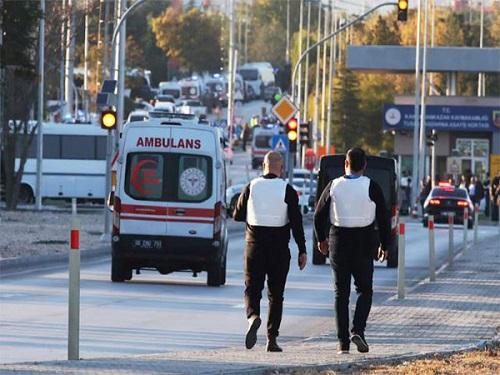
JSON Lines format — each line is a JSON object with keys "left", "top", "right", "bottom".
{"left": 448, "top": 213, "right": 454, "bottom": 266}
{"left": 463, "top": 209, "right": 468, "bottom": 255}
{"left": 397, "top": 221, "right": 406, "bottom": 299}
{"left": 68, "top": 198, "right": 80, "bottom": 360}
{"left": 428, "top": 215, "right": 436, "bottom": 281}
{"left": 473, "top": 204, "right": 479, "bottom": 246}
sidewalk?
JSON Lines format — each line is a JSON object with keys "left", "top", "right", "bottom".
{"left": 1, "top": 236, "right": 499, "bottom": 374}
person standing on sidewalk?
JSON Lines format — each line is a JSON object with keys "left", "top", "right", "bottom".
{"left": 241, "top": 122, "right": 250, "bottom": 152}
{"left": 233, "top": 151, "right": 308, "bottom": 352}
{"left": 313, "top": 148, "right": 391, "bottom": 355}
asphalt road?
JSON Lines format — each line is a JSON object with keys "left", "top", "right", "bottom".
{"left": 1, "top": 219, "right": 498, "bottom": 364}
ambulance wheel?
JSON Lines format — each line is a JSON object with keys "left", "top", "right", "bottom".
{"left": 19, "top": 184, "right": 34, "bottom": 204}
{"left": 111, "top": 257, "right": 132, "bottom": 282}
{"left": 220, "top": 255, "right": 227, "bottom": 286}
{"left": 312, "top": 249, "right": 327, "bottom": 265}
{"left": 207, "top": 258, "right": 225, "bottom": 287}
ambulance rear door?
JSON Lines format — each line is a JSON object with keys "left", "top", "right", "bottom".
{"left": 119, "top": 126, "right": 171, "bottom": 240}
{"left": 166, "top": 127, "right": 217, "bottom": 240}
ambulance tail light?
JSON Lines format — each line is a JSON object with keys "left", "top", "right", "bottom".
{"left": 457, "top": 200, "right": 468, "bottom": 207}
{"left": 391, "top": 205, "right": 398, "bottom": 235}
{"left": 112, "top": 196, "right": 121, "bottom": 237}
{"left": 213, "top": 201, "right": 222, "bottom": 240}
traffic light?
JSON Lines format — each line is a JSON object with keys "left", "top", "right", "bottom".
{"left": 397, "top": 0, "right": 408, "bottom": 21}
{"left": 286, "top": 117, "right": 298, "bottom": 153}
{"left": 101, "top": 109, "right": 117, "bottom": 130}
{"left": 299, "top": 121, "right": 312, "bottom": 147}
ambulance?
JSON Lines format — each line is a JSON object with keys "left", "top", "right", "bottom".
{"left": 109, "top": 114, "right": 228, "bottom": 286}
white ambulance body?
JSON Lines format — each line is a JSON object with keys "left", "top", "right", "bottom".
{"left": 111, "top": 114, "right": 228, "bottom": 286}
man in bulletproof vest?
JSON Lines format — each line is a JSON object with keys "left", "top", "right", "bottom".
{"left": 233, "top": 151, "right": 307, "bottom": 352}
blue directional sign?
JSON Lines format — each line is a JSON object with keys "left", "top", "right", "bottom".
{"left": 272, "top": 135, "right": 289, "bottom": 153}
{"left": 383, "top": 104, "right": 500, "bottom": 132}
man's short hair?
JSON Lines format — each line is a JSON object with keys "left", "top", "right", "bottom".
{"left": 346, "top": 148, "right": 366, "bottom": 172}
{"left": 264, "top": 151, "right": 283, "bottom": 166}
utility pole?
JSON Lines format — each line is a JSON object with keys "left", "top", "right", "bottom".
{"left": 478, "top": 0, "right": 485, "bottom": 96}
{"left": 60, "top": 0, "right": 66, "bottom": 114}
{"left": 320, "top": 3, "right": 329, "bottom": 147}
{"left": 0, "top": 0, "right": 5, "bottom": 203}
{"left": 286, "top": 0, "right": 290, "bottom": 64}
{"left": 244, "top": 3, "right": 249, "bottom": 64}
{"left": 325, "top": 0, "right": 336, "bottom": 157}
{"left": 227, "top": 0, "right": 236, "bottom": 148}
{"left": 64, "top": 0, "right": 76, "bottom": 118}
{"left": 411, "top": 0, "right": 423, "bottom": 215}
{"left": 313, "top": 2, "right": 322, "bottom": 156}
{"left": 418, "top": 0, "right": 430, "bottom": 195}
{"left": 35, "top": 0, "right": 45, "bottom": 211}
{"left": 84, "top": 0, "right": 90, "bottom": 122}
{"left": 297, "top": 0, "right": 304, "bottom": 123}
{"left": 303, "top": 0, "right": 312, "bottom": 125}
{"left": 429, "top": 0, "right": 436, "bottom": 95}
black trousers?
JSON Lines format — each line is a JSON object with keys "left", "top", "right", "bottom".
{"left": 244, "top": 241, "right": 290, "bottom": 338}
{"left": 329, "top": 226, "right": 374, "bottom": 344}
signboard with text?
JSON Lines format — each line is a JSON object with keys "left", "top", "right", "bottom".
{"left": 383, "top": 105, "right": 500, "bottom": 132}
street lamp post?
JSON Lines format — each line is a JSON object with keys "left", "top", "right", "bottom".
{"left": 411, "top": 0, "right": 423, "bottom": 215}
{"left": 418, "top": 0, "right": 429, "bottom": 200}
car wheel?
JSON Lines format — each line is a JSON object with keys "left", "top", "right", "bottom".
{"left": 111, "top": 257, "right": 132, "bottom": 282}
{"left": 467, "top": 219, "right": 473, "bottom": 229}
{"left": 423, "top": 217, "right": 428, "bottom": 228}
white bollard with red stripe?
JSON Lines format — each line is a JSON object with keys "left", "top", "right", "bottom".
{"left": 448, "top": 213, "right": 454, "bottom": 266}
{"left": 428, "top": 215, "right": 436, "bottom": 281}
{"left": 463, "top": 209, "right": 468, "bottom": 255}
{"left": 68, "top": 198, "right": 80, "bottom": 360}
{"left": 397, "top": 221, "right": 406, "bottom": 299}
{"left": 473, "top": 204, "right": 479, "bottom": 246}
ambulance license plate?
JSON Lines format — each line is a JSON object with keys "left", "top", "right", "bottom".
{"left": 132, "top": 239, "right": 162, "bottom": 250}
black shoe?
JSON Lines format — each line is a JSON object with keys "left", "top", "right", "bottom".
{"left": 351, "top": 333, "right": 369, "bottom": 353}
{"left": 266, "top": 337, "right": 283, "bottom": 352}
{"left": 337, "top": 342, "right": 350, "bottom": 354}
{"left": 245, "top": 315, "right": 261, "bottom": 349}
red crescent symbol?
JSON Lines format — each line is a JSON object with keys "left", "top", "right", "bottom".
{"left": 131, "top": 159, "right": 160, "bottom": 195}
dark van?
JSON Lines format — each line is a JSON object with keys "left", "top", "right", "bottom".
{"left": 312, "top": 155, "right": 399, "bottom": 268}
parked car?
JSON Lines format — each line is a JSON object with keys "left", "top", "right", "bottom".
{"left": 423, "top": 183, "right": 474, "bottom": 229}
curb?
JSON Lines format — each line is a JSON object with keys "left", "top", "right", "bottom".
{"left": 246, "top": 339, "right": 498, "bottom": 375}
{"left": 0, "top": 245, "right": 110, "bottom": 277}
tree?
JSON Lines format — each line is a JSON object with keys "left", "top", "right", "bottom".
{"left": 152, "top": 7, "right": 222, "bottom": 74}
{"left": 1, "top": 0, "right": 40, "bottom": 210}
{"left": 332, "top": 66, "right": 363, "bottom": 154}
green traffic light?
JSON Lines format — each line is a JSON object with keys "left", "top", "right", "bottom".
{"left": 274, "top": 93, "right": 283, "bottom": 102}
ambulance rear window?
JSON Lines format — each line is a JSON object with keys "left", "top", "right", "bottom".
{"left": 124, "top": 152, "right": 212, "bottom": 202}
{"left": 125, "top": 153, "right": 165, "bottom": 201}
{"left": 254, "top": 135, "right": 272, "bottom": 148}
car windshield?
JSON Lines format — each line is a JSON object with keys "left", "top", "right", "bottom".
{"left": 239, "top": 69, "right": 259, "bottom": 81}
{"left": 157, "top": 95, "right": 174, "bottom": 103}
{"left": 161, "top": 89, "right": 180, "bottom": 98}
{"left": 186, "top": 100, "right": 202, "bottom": 106}
{"left": 431, "top": 188, "right": 467, "bottom": 198}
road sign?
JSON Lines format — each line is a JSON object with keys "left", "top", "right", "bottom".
{"left": 304, "top": 149, "right": 316, "bottom": 171}
{"left": 272, "top": 135, "right": 289, "bottom": 153}
{"left": 272, "top": 95, "right": 298, "bottom": 125}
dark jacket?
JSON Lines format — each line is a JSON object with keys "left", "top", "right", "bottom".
{"left": 233, "top": 174, "right": 307, "bottom": 254}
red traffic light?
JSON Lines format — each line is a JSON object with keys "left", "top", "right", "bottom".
{"left": 286, "top": 118, "right": 298, "bottom": 142}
